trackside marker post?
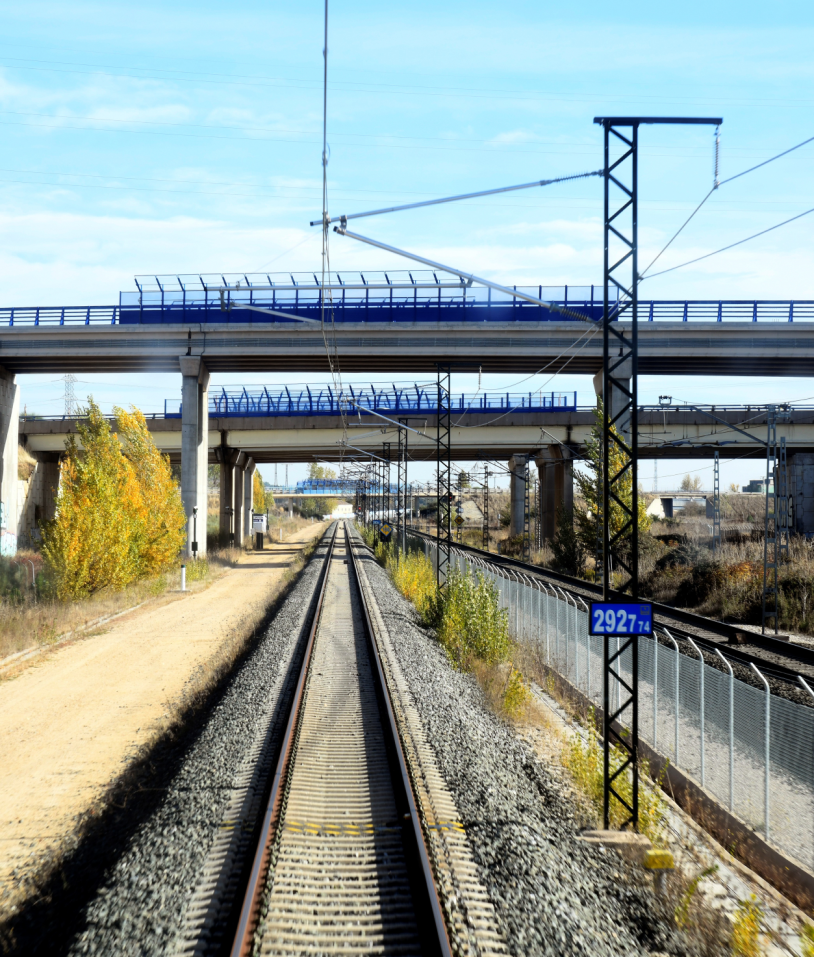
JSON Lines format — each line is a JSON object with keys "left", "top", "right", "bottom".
{"left": 589, "top": 602, "right": 653, "bottom": 636}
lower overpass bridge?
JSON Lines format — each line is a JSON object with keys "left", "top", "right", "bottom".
{"left": 13, "top": 385, "right": 814, "bottom": 553}
{"left": 3, "top": 270, "right": 814, "bottom": 556}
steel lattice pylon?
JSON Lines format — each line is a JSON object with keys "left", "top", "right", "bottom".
{"left": 598, "top": 116, "right": 641, "bottom": 834}
{"left": 595, "top": 114, "right": 721, "bottom": 832}
{"left": 762, "top": 406, "right": 790, "bottom": 634}
{"left": 437, "top": 364, "right": 452, "bottom": 587}
{"left": 523, "top": 463, "right": 531, "bottom": 562}
{"left": 483, "top": 468, "right": 490, "bottom": 551}
{"left": 712, "top": 452, "right": 721, "bottom": 555}
{"left": 382, "top": 443, "right": 391, "bottom": 526}
{"left": 398, "top": 421, "right": 408, "bottom": 552}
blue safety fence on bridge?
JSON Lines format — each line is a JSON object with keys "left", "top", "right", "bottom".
{"left": 164, "top": 385, "right": 577, "bottom": 418}
{"left": 2, "top": 270, "right": 813, "bottom": 324}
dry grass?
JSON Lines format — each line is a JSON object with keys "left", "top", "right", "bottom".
{"left": 0, "top": 547, "right": 242, "bottom": 664}
{"left": 17, "top": 445, "right": 36, "bottom": 482}
{"left": 0, "top": 530, "right": 324, "bottom": 948}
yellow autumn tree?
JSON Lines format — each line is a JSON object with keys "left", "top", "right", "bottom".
{"left": 253, "top": 470, "right": 267, "bottom": 514}
{"left": 114, "top": 405, "right": 186, "bottom": 575}
{"left": 574, "top": 400, "right": 651, "bottom": 557}
{"left": 42, "top": 399, "right": 185, "bottom": 600}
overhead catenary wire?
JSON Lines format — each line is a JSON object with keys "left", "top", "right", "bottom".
{"left": 643, "top": 205, "right": 814, "bottom": 280}
{"left": 640, "top": 129, "right": 814, "bottom": 280}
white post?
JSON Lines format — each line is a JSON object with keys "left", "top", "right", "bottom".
{"left": 653, "top": 632, "right": 659, "bottom": 749}
{"left": 688, "top": 637, "right": 705, "bottom": 787}
{"left": 664, "top": 629, "right": 680, "bottom": 765}
{"left": 751, "top": 663, "right": 771, "bottom": 842}
{"left": 180, "top": 564, "right": 186, "bottom": 592}
{"left": 586, "top": 597, "right": 591, "bottom": 698}
{"left": 714, "top": 649, "right": 735, "bottom": 811}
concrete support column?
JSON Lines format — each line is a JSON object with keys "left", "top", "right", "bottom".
{"left": 243, "top": 458, "right": 255, "bottom": 542}
{"left": 536, "top": 449, "right": 557, "bottom": 544}
{"left": 508, "top": 453, "right": 529, "bottom": 538}
{"left": 179, "top": 356, "right": 210, "bottom": 557}
{"left": 233, "top": 452, "right": 247, "bottom": 547}
{"left": 0, "top": 366, "right": 19, "bottom": 556}
{"left": 593, "top": 362, "right": 632, "bottom": 439}
{"left": 535, "top": 446, "right": 575, "bottom": 545}
{"left": 790, "top": 453, "right": 814, "bottom": 536}
{"left": 218, "top": 449, "right": 234, "bottom": 543}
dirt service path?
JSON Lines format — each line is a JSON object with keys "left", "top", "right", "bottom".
{"left": 0, "top": 522, "right": 327, "bottom": 911}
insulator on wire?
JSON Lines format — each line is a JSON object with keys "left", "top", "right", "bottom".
{"left": 714, "top": 125, "right": 721, "bottom": 189}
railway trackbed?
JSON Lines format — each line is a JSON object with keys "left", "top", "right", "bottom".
{"left": 228, "top": 522, "right": 506, "bottom": 957}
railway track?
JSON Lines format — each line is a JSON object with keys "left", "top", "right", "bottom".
{"left": 226, "top": 522, "right": 504, "bottom": 957}
{"left": 405, "top": 530, "right": 814, "bottom": 690}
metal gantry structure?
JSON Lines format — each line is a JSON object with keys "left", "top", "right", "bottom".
{"left": 595, "top": 115, "right": 722, "bottom": 832}
{"left": 436, "top": 365, "right": 452, "bottom": 588}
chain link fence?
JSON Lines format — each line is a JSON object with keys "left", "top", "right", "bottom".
{"left": 411, "top": 533, "right": 814, "bottom": 872}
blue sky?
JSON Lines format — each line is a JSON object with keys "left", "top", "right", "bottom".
{"left": 5, "top": 0, "right": 814, "bottom": 487}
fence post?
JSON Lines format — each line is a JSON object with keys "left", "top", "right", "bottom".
{"left": 751, "top": 663, "right": 771, "bottom": 843}
{"left": 578, "top": 597, "right": 589, "bottom": 692}
{"left": 586, "top": 605, "right": 592, "bottom": 699}
{"left": 664, "top": 629, "right": 680, "bottom": 766}
{"left": 555, "top": 587, "right": 566, "bottom": 668}
{"left": 714, "top": 649, "right": 735, "bottom": 811}
{"left": 688, "top": 638, "right": 706, "bottom": 788}
{"left": 522, "top": 575, "right": 530, "bottom": 642}
{"left": 544, "top": 584, "right": 551, "bottom": 666}
{"left": 653, "top": 633, "right": 658, "bottom": 749}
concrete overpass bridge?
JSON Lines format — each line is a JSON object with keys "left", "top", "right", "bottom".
{"left": 3, "top": 269, "right": 814, "bottom": 554}
{"left": 15, "top": 391, "right": 814, "bottom": 554}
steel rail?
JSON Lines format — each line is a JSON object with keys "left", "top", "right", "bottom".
{"left": 229, "top": 521, "right": 452, "bottom": 956}
{"left": 230, "top": 522, "right": 339, "bottom": 957}
{"left": 345, "top": 524, "right": 453, "bottom": 956}
{"left": 402, "top": 527, "right": 814, "bottom": 686}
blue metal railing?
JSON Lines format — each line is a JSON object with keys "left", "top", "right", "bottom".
{"left": 164, "top": 387, "right": 578, "bottom": 418}
{"left": 267, "top": 480, "right": 385, "bottom": 496}
{"left": 1, "top": 271, "right": 812, "bottom": 325}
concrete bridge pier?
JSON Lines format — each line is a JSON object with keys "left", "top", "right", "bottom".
{"left": 593, "top": 362, "right": 632, "bottom": 438}
{"left": 0, "top": 366, "right": 19, "bottom": 556}
{"left": 180, "top": 356, "right": 209, "bottom": 557}
{"left": 243, "top": 457, "right": 255, "bottom": 542}
{"left": 790, "top": 453, "right": 814, "bottom": 537}
{"left": 18, "top": 453, "right": 60, "bottom": 546}
{"left": 233, "top": 452, "right": 247, "bottom": 548}
{"left": 508, "top": 453, "right": 530, "bottom": 538}
{"left": 217, "top": 447, "right": 235, "bottom": 544}
{"left": 535, "top": 446, "right": 574, "bottom": 545}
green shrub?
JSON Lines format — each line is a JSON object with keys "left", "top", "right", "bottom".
{"left": 562, "top": 712, "right": 666, "bottom": 845}
{"left": 437, "top": 566, "right": 510, "bottom": 668}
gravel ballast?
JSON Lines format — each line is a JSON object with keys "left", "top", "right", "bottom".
{"left": 356, "top": 541, "right": 686, "bottom": 957}
{"left": 57, "top": 531, "right": 334, "bottom": 957}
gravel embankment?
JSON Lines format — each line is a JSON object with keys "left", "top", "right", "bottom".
{"left": 60, "top": 531, "right": 333, "bottom": 957}
{"left": 357, "top": 544, "right": 686, "bottom": 957}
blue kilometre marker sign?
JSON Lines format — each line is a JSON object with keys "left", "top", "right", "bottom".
{"left": 589, "top": 602, "right": 653, "bottom": 636}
